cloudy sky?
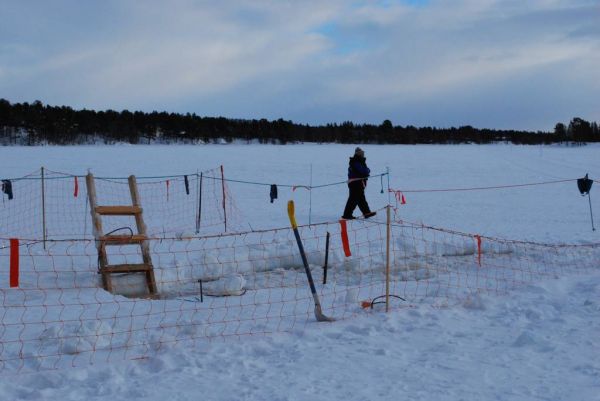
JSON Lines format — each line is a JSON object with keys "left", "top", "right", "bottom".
{"left": 0, "top": 0, "right": 598, "bottom": 130}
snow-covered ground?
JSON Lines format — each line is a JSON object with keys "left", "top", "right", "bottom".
{"left": 2, "top": 272, "right": 599, "bottom": 401}
{"left": 0, "top": 143, "right": 598, "bottom": 400}
{"left": 2, "top": 143, "right": 598, "bottom": 242}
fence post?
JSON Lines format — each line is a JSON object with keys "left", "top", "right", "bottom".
{"left": 220, "top": 165, "right": 227, "bottom": 232}
{"left": 385, "top": 204, "right": 391, "bottom": 312}
{"left": 323, "top": 231, "right": 330, "bottom": 285}
{"left": 309, "top": 163, "right": 313, "bottom": 225}
{"left": 195, "top": 170, "right": 202, "bottom": 234}
{"left": 41, "top": 166, "right": 47, "bottom": 249}
{"left": 386, "top": 166, "right": 391, "bottom": 205}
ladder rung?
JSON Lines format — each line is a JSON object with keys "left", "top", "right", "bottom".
{"left": 99, "top": 234, "right": 148, "bottom": 244}
{"left": 102, "top": 263, "right": 152, "bottom": 273}
{"left": 95, "top": 206, "right": 142, "bottom": 215}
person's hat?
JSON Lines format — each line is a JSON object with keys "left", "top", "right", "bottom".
{"left": 354, "top": 147, "right": 364, "bottom": 157}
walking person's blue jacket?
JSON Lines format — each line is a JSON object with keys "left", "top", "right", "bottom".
{"left": 348, "top": 156, "right": 371, "bottom": 181}
{"left": 342, "top": 147, "right": 376, "bottom": 219}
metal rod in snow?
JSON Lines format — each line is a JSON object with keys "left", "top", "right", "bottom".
{"left": 309, "top": 163, "right": 313, "bottom": 225}
{"left": 220, "top": 165, "right": 227, "bottom": 232}
{"left": 323, "top": 231, "right": 330, "bottom": 285}
{"left": 589, "top": 192, "right": 596, "bottom": 231}
{"left": 195, "top": 170, "right": 201, "bottom": 233}
{"left": 385, "top": 205, "right": 391, "bottom": 312}
{"left": 41, "top": 166, "right": 47, "bottom": 249}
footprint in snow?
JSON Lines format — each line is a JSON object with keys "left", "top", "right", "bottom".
{"left": 512, "top": 331, "right": 555, "bottom": 353}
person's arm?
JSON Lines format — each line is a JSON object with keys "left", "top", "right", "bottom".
{"left": 351, "top": 160, "right": 370, "bottom": 177}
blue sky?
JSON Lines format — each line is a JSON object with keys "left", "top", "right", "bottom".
{"left": 0, "top": 0, "right": 598, "bottom": 130}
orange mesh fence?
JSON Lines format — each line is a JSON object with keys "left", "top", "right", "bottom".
{"left": 0, "top": 167, "right": 243, "bottom": 240}
{"left": 387, "top": 216, "right": 599, "bottom": 305}
{"left": 0, "top": 215, "right": 598, "bottom": 374}
{"left": 0, "top": 169, "right": 45, "bottom": 239}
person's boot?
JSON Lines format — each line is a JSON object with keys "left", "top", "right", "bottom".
{"left": 341, "top": 215, "right": 355, "bottom": 220}
{"left": 363, "top": 211, "right": 376, "bottom": 219}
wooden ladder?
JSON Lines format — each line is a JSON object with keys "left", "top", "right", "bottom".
{"left": 86, "top": 173, "right": 158, "bottom": 297}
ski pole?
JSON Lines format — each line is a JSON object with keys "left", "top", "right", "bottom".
{"left": 287, "top": 200, "right": 334, "bottom": 322}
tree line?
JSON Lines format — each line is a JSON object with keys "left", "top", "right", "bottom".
{"left": 1, "top": 99, "right": 598, "bottom": 145}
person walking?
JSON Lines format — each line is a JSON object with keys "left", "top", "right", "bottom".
{"left": 342, "top": 147, "right": 376, "bottom": 220}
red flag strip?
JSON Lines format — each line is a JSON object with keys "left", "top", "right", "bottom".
{"left": 339, "top": 220, "right": 352, "bottom": 257}
{"left": 10, "top": 238, "right": 19, "bottom": 288}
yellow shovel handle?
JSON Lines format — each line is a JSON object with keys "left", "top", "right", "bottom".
{"left": 287, "top": 200, "right": 298, "bottom": 229}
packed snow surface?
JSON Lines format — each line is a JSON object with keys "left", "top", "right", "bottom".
{"left": 0, "top": 143, "right": 598, "bottom": 400}
{"left": 2, "top": 143, "right": 599, "bottom": 242}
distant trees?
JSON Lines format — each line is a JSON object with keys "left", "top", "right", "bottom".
{"left": 568, "top": 117, "right": 594, "bottom": 143}
{"left": 554, "top": 123, "right": 567, "bottom": 140}
{"left": 0, "top": 99, "right": 598, "bottom": 146}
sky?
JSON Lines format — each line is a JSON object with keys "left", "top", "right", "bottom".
{"left": 0, "top": 0, "right": 598, "bottom": 131}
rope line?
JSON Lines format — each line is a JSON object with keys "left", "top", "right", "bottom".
{"left": 4, "top": 168, "right": 389, "bottom": 190}
{"left": 2, "top": 168, "right": 590, "bottom": 198}
{"left": 200, "top": 172, "right": 389, "bottom": 189}
{"left": 393, "top": 178, "right": 576, "bottom": 193}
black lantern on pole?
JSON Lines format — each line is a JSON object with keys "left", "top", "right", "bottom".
{"left": 577, "top": 174, "right": 593, "bottom": 195}
{"left": 577, "top": 174, "right": 595, "bottom": 231}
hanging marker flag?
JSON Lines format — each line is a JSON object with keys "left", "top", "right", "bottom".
{"left": 10, "top": 238, "right": 19, "bottom": 288}
{"left": 166, "top": 180, "right": 170, "bottom": 201}
{"left": 474, "top": 235, "right": 482, "bottom": 266}
{"left": 184, "top": 175, "right": 190, "bottom": 195}
{"left": 339, "top": 219, "right": 352, "bottom": 257}
{"left": 388, "top": 189, "right": 406, "bottom": 205}
{"left": 73, "top": 176, "right": 79, "bottom": 197}
{"left": 270, "top": 184, "right": 278, "bottom": 203}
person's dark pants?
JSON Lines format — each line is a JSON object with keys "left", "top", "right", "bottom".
{"left": 343, "top": 180, "right": 371, "bottom": 218}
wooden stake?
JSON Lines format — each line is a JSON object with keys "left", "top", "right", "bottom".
{"left": 385, "top": 205, "right": 391, "bottom": 312}
{"left": 85, "top": 173, "right": 101, "bottom": 237}
{"left": 386, "top": 167, "right": 391, "bottom": 205}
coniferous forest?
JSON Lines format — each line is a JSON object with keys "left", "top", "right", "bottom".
{"left": 1, "top": 99, "right": 598, "bottom": 145}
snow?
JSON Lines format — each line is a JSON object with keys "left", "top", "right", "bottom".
{"left": 0, "top": 143, "right": 599, "bottom": 400}
{"left": 2, "top": 143, "right": 598, "bottom": 242}
{"left": 2, "top": 273, "right": 599, "bottom": 401}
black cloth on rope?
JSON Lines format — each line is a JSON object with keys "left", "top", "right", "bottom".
{"left": 270, "top": 184, "right": 278, "bottom": 203}
{"left": 2, "top": 179, "right": 13, "bottom": 200}
{"left": 577, "top": 174, "right": 593, "bottom": 195}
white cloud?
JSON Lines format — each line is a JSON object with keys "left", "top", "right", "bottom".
{"left": 0, "top": 0, "right": 598, "bottom": 129}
